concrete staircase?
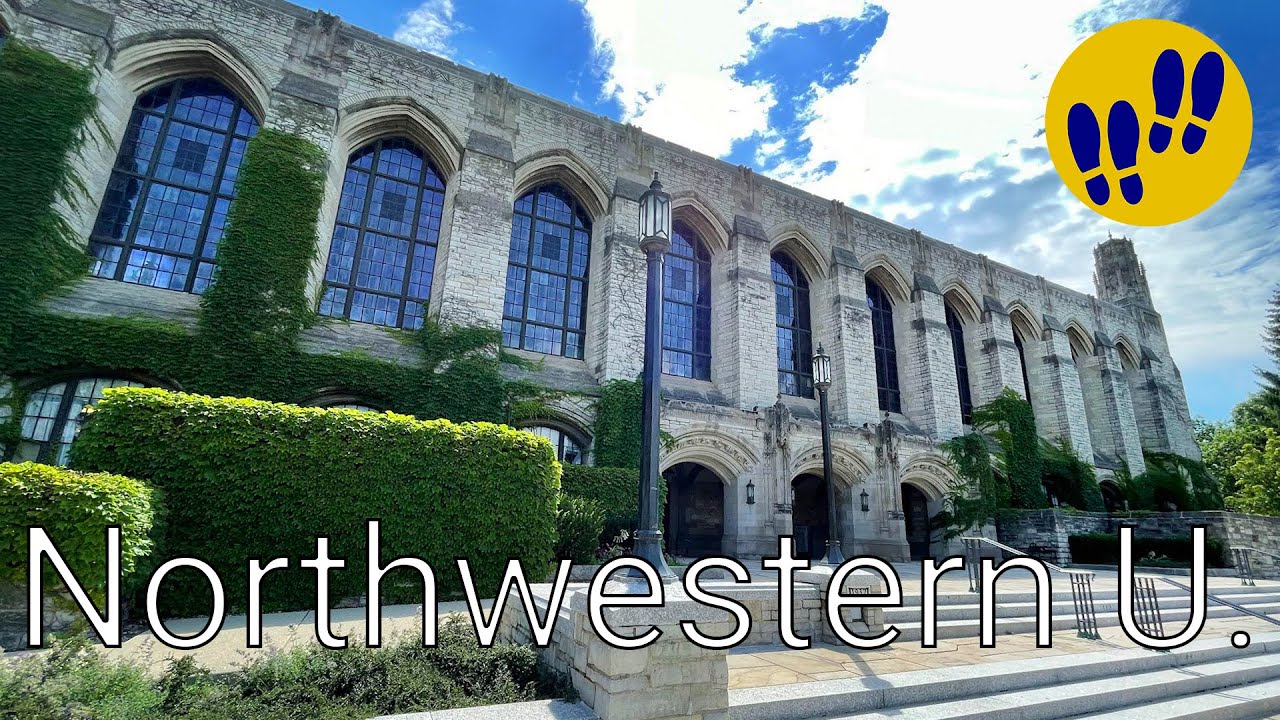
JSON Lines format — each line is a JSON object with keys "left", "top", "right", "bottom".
{"left": 887, "top": 581, "right": 1280, "bottom": 642}
{"left": 730, "top": 632, "right": 1280, "bottom": 720}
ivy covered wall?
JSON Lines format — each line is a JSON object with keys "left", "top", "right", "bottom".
{"left": 0, "top": 42, "right": 552, "bottom": 459}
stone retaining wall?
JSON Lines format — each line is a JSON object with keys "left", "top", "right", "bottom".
{"left": 995, "top": 510, "right": 1280, "bottom": 575}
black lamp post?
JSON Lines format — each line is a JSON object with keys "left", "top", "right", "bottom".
{"left": 633, "top": 172, "right": 676, "bottom": 582}
{"left": 812, "top": 343, "right": 844, "bottom": 566}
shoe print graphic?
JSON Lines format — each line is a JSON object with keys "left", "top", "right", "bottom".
{"left": 1045, "top": 19, "right": 1251, "bottom": 226}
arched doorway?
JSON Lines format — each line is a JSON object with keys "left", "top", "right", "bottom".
{"left": 901, "top": 482, "right": 930, "bottom": 560}
{"left": 663, "top": 463, "right": 724, "bottom": 558}
{"left": 1100, "top": 480, "right": 1123, "bottom": 513}
{"left": 791, "top": 473, "right": 829, "bottom": 560}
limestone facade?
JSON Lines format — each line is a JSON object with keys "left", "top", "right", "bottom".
{"left": 3, "top": 0, "right": 1200, "bottom": 560}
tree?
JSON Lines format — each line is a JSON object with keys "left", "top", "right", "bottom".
{"left": 1225, "top": 428, "right": 1280, "bottom": 516}
{"left": 1255, "top": 287, "right": 1280, "bottom": 430}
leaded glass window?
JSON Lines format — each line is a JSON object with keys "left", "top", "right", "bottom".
{"left": 89, "top": 78, "right": 259, "bottom": 294}
{"left": 946, "top": 304, "right": 974, "bottom": 424}
{"left": 1015, "top": 330, "right": 1034, "bottom": 402}
{"left": 502, "top": 184, "right": 591, "bottom": 359}
{"left": 318, "top": 138, "right": 445, "bottom": 329}
{"left": 526, "top": 425, "right": 585, "bottom": 465}
{"left": 17, "top": 378, "right": 144, "bottom": 466}
{"left": 773, "top": 253, "right": 813, "bottom": 398}
{"left": 663, "top": 221, "right": 712, "bottom": 380}
{"left": 867, "top": 278, "right": 901, "bottom": 413}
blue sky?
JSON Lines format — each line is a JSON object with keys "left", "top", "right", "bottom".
{"left": 297, "top": 0, "right": 1279, "bottom": 423}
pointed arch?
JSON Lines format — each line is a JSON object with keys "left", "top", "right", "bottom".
{"left": 1115, "top": 334, "right": 1141, "bottom": 370}
{"left": 671, "top": 191, "right": 730, "bottom": 253}
{"left": 661, "top": 430, "right": 759, "bottom": 483}
{"left": 1065, "top": 320, "right": 1095, "bottom": 360}
{"left": 901, "top": 453, "right": 958, "bottom": 501}
{"left": 112, "top": 32, "right": 271, "bottom": 122}
{"left": 1007, "top": 301, "right": 1043, "bottom": 341}
{"left": 861, "top": 254, "right": 912, "bottom": 304}
{"left": 337, "top": 97, "right": 464, "bottom": 178}
{"left": 940, "top": 280, "right": 983, "bottom": 325}
{"left": 513, "top": 150, "right": 609, "bottom": 221}
{"left": 770, "top": 222, "right": 827, "bottom": 282}
{"left": 788, "top": 442, "right": 872, "bottom": 489}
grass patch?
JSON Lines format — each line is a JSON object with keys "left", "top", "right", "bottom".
{"left": 0, "top": 618, "right": 568, "bottom": 719}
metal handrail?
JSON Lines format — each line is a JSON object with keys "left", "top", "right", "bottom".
{"left": 1231, "top": 546, "right": 1280, "bottom": 586}
{"left": 960, "top": 536, "right": 1094, "bottom": 577}
{"left": 962, "top": 536, "right": 1101, "bottom": 639}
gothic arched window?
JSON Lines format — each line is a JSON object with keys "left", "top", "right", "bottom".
{"left": 1014, "top": 330, "right": 1034, "bottom": 403}
{"left": 89, "top": 78, "right": 259, "bottom": 294}
{"left": 663, "top": 221, "right": 712, "bottom": 380}
{"left": 867, "top": 278, "right": 901, "bottom": 413}
{"left": 945, "top": 304, "right": 974, "bottom": 424}
{"left": 502, "top": 184, "right": 592, "bottom": 359}
{"left": 17, "top": 378, "right": 145, "bottom": 465}
{"left": 773, "top": 252, "right": 813, "bottom": 398}
{"left": 526, "top": 425, "right": 586, "bottom": 465}
{"left": 318, "top": 138, "right": 446, "bottom": 329}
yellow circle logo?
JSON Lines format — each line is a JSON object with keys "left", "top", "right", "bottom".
{"left": 1046, "top": 18, "right": 1252, "bottom": 226}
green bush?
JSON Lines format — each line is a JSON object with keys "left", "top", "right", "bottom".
{"left": 558, "top": 465, "right": 665, "bottom": 546}
{"left": 0, "top": 619, "right": 563, "bottom": 719}
{"left": 1068, "top": 531, "right": 1228, "bottom": 568}
{"left": 71, "top": 388, "right": 559, "bottom": 616}
{"left": 554, "top": 496, "right": 604, "bottom": 564}
{"left": 0, "top": 462, "right": 160, "bottom": 598}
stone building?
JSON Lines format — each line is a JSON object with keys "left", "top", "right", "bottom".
{"left": 0, "top": 0, "right": 1200, "bottom": 561}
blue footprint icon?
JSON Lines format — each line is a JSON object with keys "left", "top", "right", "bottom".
{"left": 1108, "top": 101, "right": 1143, "bottom": 204}
{"left": 1068, "top": 103, "right": 1110, "bottom": 205}
{"left": 1067, "top": 101, "right": 1143, "bottom": 206}
{"left": 1184, "top": 51, "right": 1224, "bottom": 154}
{"left": 1149, "top": 49, "right": 1184, "bottom": 153}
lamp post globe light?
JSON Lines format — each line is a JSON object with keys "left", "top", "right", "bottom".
{"left": 812, "top": 343, "right": 845, "bottom": 566}
{"left": 634, "top": 172, "right": 676, "bottom": 581}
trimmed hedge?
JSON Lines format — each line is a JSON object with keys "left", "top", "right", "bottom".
{"left": 0, "top": 462, "right": 160, "bottom": 597}
{"left": 71, "top": 388, "right": 560, "bottom": 616}
{"left": 1069, "top": 532, "right": 1229, "bottom": 568}
{"left": 558, "top": 465, "right": 666, "bottom": 544}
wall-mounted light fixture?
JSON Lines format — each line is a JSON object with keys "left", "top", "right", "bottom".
{"left": 746, "top": 479, "right": 756, "bottom": 505}
{"left": 860, "top": 488, "right": 870, "bottom": 513}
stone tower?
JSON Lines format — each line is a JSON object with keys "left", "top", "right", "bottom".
{"left": 1093, "top": 235, "right": 1152, "bottom": 308}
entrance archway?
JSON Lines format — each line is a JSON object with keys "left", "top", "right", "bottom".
{"left": 901, "top": 482, "right": 930, "bottom": 560}
{"left": 791, "top": 473, "right": 829, "bottom": 560}
{"left": 662, "top": 462, "right": 724, "bottom": 558}
{"left": 1100, "top": 480, "right": 1123, "bottom": 513}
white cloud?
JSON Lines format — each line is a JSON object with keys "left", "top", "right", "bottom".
{"left": 394, "top": 0, "right": 459, "bottom": 58}
{"left": 578, "top": 0, "right": 874, "bottom": 157}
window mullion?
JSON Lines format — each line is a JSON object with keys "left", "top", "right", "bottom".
{"left": 185, "top": 102, "right": 240, "bottom": 293}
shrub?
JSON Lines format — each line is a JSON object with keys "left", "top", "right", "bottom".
{"left": 0, "top": 618, "right": 562, "bottom": 719}
{"left": 558, "top": 465, "right": 666, "bottom": 545}
{"left": 0, "top": 462, "right": 160, "bottom": 598}
{"left": 1068, "top": 531, "right": 1228, "bottom": 568}
{"left": 554, "top": 496, "right": 604, "bottom": 564}
{"left": 72, "top": 388, "right": 559, "bottom": 616}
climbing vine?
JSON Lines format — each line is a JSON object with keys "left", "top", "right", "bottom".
{"left": 593, "top": 379, "right": 644, "bottom": 468}
{"left": 0, "top": 43, "right": 553, "bottom": 460}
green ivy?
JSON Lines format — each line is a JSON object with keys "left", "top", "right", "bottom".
{"left": 592, "top": 380, "right": 643, "bottom": 468}
{"left": 0, "top": 46, "right": 554, "bottom": 456}
{"left": 0, "top": 462, "right": 161, "bottom": 600}
{"left": 195, "top": 129, "right": 326, "bottom": 398}
{"left": 72, "top": 388, "right": 560, "bottom": 615}
{"left": 1040, "top": 438, "right": 1105, "bottom": 511}
{"left": 977, "top": 388, "right": 1047, "bottom": 509}
{"left": 559, "top": 465, "right": 666, "bottom": 545}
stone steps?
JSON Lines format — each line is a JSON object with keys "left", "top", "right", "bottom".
{"left": 886, "top": 590, "right": 1280, "bottom": 623}
{"left": 728, "top": 632, "right": 1280, "bottom": 720}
